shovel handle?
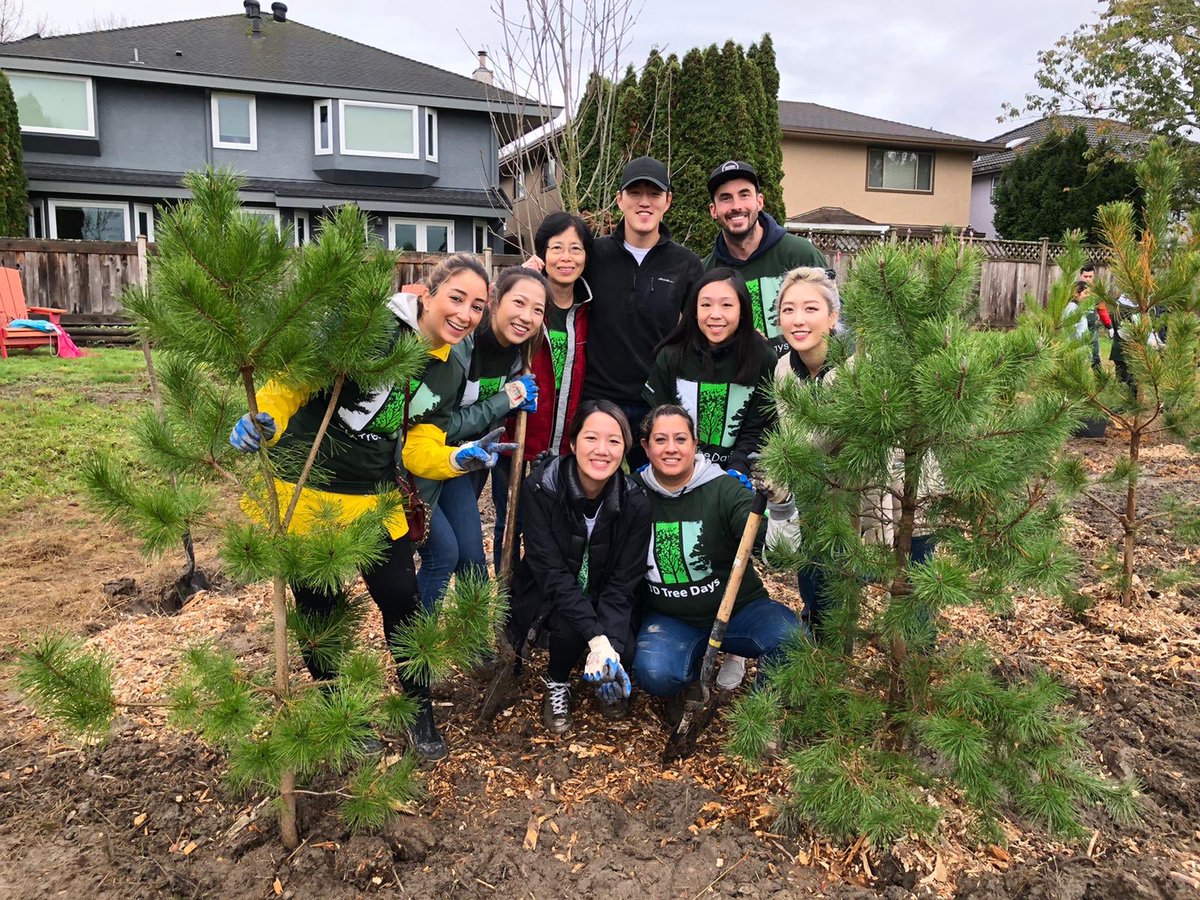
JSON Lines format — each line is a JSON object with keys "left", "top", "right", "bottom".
{"left": 695, "top": 490, "right": 768, "bottom": 689}
{"left": 496, "top": 366, "right": 531, "bottom": 587}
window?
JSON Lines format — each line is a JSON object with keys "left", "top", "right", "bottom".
{"left": 212, "top": 92, "right": 257, "bottom": 150}
{"left": 989, "top": 174, "right": 1000, "bottom": 200}
{"left": 473, "top": 220, "right": 489, "bottom": 253}
{"left": 543, "top": 157, "right": 558, "bottom": 191}
{"left": 9, "top": 72, "right": 95, "bottom": 136}
{"left": 314, "top": 100, "right": 332, "bottom": 155}
{"left": 514, "top": 174, "right": 526, "bottom": 201}
{"left": 867, "top": 148, "right": 933, "bottom": 193}
{"left": 240, "top": 207, "right": 281, "bottom": 233}
{"left": 388, "top": 218, "right": 454, "bottom": 253}
{"left": 48, "top": 199, "right": 130, "bottom": 240}
{"left": 134, "top": 203, "right": 155, "bottom": 240}
{"left": 339, "top": 100, "right": 417, "bottom": 159}
{"left": 294, "top": 211, "right": 310, "bottom": 246}
{"left": 425, "top": 109, "right": 438, "bottom": 161}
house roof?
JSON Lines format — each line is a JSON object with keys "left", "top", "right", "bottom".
{"left": 789, "top": 206, "right": 879, "bottom": 227}
{"left": 2, "top": 12, "right": 524, "bottom": 108}
{"left": 778, "top": 101, "right": 1004, "bottom": 153}
{"left": 972, "top": 115, "right": 1154, "bottom": 174}
{"left": 26, "top": 162, "right": 510, "bottom": 215}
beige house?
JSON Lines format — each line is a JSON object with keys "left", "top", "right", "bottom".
{"left": 778, "top": 102, "right": 1004, "bottom": 235}
{"left": 498, "top": 149, "right": 561, "bottom": 252}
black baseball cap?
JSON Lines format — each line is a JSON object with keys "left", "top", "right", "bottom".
{"left": 619, "top": 156, "right": 671, "bottom": 192}
{"left": 707, "top": 160, "right": 759, "bottom": 197}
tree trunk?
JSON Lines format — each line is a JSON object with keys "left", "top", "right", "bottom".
{"left": 1121, "top": 425, "right": 1141, "bottom": 607}
{"left": 884, "top": 451, "right": 920, "bottom": 750}
{"left": 241, "top": 368, "right": 300, "bottom": 850}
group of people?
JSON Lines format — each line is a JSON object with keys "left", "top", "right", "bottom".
{"left": 230, "top": 155, "right": 852, "bottom": 761}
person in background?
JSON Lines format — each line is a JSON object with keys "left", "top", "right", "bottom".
{"left": 1079, "top": 264, "right": 1112, "bottom": 369}
{"left": 702, "top": 160, "right": 827, "bottom": 356}
{"left": 415, "top": 266, "right": 546, "bottom": 608}
{"left": 229, "top": 254, "right": 509, "bottom": 761}
{"left": 583, "top": 156, "right": 704, "bottom": 469}
{"left": 506, "top": 401, "right": 650, "bottom": 733}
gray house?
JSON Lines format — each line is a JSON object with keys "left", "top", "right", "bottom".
{"left": 969, "top": 116, "right": 1153, "bottom": 238}
{"left": 4, "top": 2, "right": 526, "bottom": 252}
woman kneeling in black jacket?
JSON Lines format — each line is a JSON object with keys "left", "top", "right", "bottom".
{"left": 507, "top": 400, "right": 652, "bottom": 733}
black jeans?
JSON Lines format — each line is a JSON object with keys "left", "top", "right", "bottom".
{"left": 290, "top": 533, "right": 427, "bottom": 698}
{"left": 545, "top": 607, "right": 635, "bottom": 682}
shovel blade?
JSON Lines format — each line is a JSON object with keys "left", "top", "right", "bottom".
{"left": 661, "top": 697, "right": 719, "bottom": 764}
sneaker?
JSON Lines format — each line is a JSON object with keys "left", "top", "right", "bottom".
{"left": 406, "top": 698, "right": 448, "bottom": 762}
{"left": 542, "top": 679, "right": 572, "bottom": 734}
{"left": 716, "top": 654, "right": 747, "bottom": 691}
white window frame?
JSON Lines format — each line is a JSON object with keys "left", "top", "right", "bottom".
{"left": 27, "top": 203, "right": 44, "bottom": 239}
{"left": 387, "top": 217, "right": 455, "bottom": 253}
{"left": 133, "top": 203, "right": 155, "bottom": 241}
{"left": 543, "top": 157, "right": 558, "bottom": 191}
{"left": 866, "top": 146, "right": 934, "bottom": 194}
{"left": 211, "top": 92, "right": 258, "bottom": 151}
{"left": 10, "top": 71, "right": 96, "bottom": 137}
{"left": 338, "top": 99, "right": 418, "bottom": 159}
{"left": 473, "top": 219, "right": 488, "bottom": 254}
{"left": 293, "top": 210, "right": 310, "bottom": 246}
{"left": 989, "top": 173, "right": 1000, "bottom": 200}
{"left": 313, "top": 100, "right": 332, "bottom": 155}
{"left": 240, "top": 207, "right": 281, "bottom": 233}
{"left": 47, "top": 198, "right": 131, "bottom": 241}
{"left": 425, "top": 109, "right": 438, "bottom": 161}
{"left": 514, "top": 174, "right": 526, "bottom": 201}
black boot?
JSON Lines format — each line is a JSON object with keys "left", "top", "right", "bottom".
{"left": 407, "top": 697, "right": 448, "bottom": 762}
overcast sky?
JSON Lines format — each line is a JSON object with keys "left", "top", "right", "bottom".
{"left": 27, "top": 0, "right": 1101, "bottom": 140}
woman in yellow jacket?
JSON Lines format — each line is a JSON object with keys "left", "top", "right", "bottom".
{"left": 229, "top": 253, "right": 512, "bottom": 760}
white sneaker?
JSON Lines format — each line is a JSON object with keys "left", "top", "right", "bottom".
{"left": 716, "top": 654, "right": 747, "bottom": 691}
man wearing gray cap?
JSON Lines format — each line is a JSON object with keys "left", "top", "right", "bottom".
{"left": 583, "top": 156, "right": 704, "bottom": 465}
{"left": 703, "top": 160, "right": 827, "bottom": 356}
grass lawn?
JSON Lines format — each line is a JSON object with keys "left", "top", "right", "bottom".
{"left": 0, "top": 348, "right": 151, "bottom": 516}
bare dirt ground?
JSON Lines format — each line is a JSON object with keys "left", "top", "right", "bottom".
{"left": 2, "top": 427, "right": 1199, "bottom": 899}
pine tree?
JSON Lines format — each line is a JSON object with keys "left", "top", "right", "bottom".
{"left": 1048, "top": 138, "right": 1200, "bottom": 604}
{"left": 573, "top": 71, "right": 620, "bottom": 219}
{"left": 729, "top": 240, "right": 1138, "bottom": 846}
{"left": 15, "top": 170, "right": 503, "bottom": 848}
{"left": 666, "top": 47, "right": 721, "bottom": 250}
{"left": 0, "top": 70, "right": 28, "bottom": 237}
{"left": 748, "top": 35, "right": 786, "bottom": 224}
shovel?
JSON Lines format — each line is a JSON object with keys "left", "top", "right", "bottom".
{"left": 662, "top": 490, "right": 768, "bottom": 764}
{"left": 476, "top": 368, "right": 531, "bottom": 725}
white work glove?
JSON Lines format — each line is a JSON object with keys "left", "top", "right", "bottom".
{"left": 584, "top": 635, "right": 631, "bottom": 700}
{"left": 762, "top": 495, "right": 801, "bottom": 564}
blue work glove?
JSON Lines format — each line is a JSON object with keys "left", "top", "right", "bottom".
{"left": 453, "top": 427, "right": 519, "bottom": 471}
{"left": 584, "top": 636, "right": 632, "bottom": 700}
{"left": 229, "top": 412, "right": 276, "bottom": 452}
{"left": 726, "top": 468, "right": 753, "bottom": 492}
{"left": 503, "top": 374, "right": 538, "bottom": 413}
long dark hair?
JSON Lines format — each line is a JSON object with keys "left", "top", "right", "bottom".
{"left": 475, "top": 265, "right": 548, "bottom": 368}
{"left": 654, "top": 267, "right": 768, "bottom": 383}
{"left": 568, "top": 399, "right": 632, "bottom": 453}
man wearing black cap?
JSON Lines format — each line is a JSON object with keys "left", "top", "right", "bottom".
{"left": 703, "top": 160, "right": 827, "bottom": 356}
{"left": 583, "top": 155, "right": 704, "bottom": 465}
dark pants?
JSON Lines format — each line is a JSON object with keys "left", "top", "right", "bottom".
{"left": 545, "top": 608, "right": 635, "bottom": 682}
{"left": 291, "top": 533, "right": 428, "bottom": 698}
{"left": 799, "top": 534, "right": 936, "bottom": 642}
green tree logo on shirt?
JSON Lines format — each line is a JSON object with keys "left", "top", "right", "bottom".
{"left": 746, "top": 275, "right": 784, "bottom": 341}
{"left": 548, "top": 329, "right": 568, "bottom": 390}
{"left": 693, "top": 382, "right": 753, "bottom": 448}
{"left": 477, "top": 376, "right": 505, "bottom": 402}
{"left": 371, "top": 378, "right": 439, "bottom": 435}
{"left": 653, "top": 521, "right": 689, "bottom": 584}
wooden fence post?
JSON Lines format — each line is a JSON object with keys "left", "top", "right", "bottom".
{"left": 484, "top": 246, "right": 493, "bottom": 275}
{"left": 1037, "top": 237, "right": 1050, "bottom": 307}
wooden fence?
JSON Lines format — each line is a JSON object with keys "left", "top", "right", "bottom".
{"left": 0, "top": 236, "right": 1105, "bottom": 333}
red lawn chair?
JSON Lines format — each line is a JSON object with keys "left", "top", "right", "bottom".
{"left": 0, "top": 267, "right": 66, "bottom": 358}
